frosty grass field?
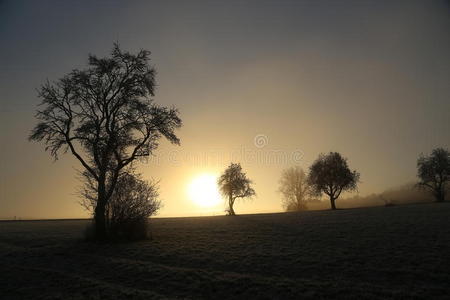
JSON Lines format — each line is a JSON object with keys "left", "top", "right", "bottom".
{"left": 1, "top": 203, "right": 449, "bottom": 299}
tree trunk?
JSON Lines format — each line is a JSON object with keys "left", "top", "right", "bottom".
{"left": 228, "top": 195, "right": 236, "bottom": 216}
{"left": 435, "top": 190, "right": 444, "bottom": 202}
{"left": 330, "top": 196, "right": 337, "bottom": 210}
{"left": 94, "top": 176, "right": 108, "bottom": 239}
{"left": 94, "top": 202, "right": 107, "bottom": 239}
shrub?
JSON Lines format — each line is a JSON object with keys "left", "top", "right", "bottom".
{"left": 80, "top": 170, "right": 161, "bottom": 241}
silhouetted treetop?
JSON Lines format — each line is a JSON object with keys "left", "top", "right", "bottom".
{"left": 218, "top": 163, "right": 255, "bottom": 216}
{"left": 417, "top": 147, "right": 450, "bottom": 202}
{"left": 30, "top": 44, "right": 180, "bottom": 166}
{"left": 278, "top": 166, "right": 312, "bottom": 211}
{"left": 308, "top": 152, "right": 360, "bottom": 210}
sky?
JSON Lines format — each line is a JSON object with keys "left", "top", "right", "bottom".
{"left": 0, "top": 0, "right": 449, "bottom": 219}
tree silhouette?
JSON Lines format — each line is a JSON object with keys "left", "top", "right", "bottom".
{"left": 308, "top": 152, "right": 360, "bottom": 210}
{"left": 416, "top": 147, "right": 450, "bottom": 202}
{"left": 218, "top": 163, "right": 255, "bottom": 215}
{"left": 278, "top": 166, "right": 312, "bottom": 211}
{"left": 29, "top": 44, "right": 181, "bottom": 239}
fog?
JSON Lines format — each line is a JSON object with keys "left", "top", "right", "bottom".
{"left": 308, "top": 182, "right": 442, "bottom": 211}
{"left": 1, "top": 0, "right": 449, "bottom": 218}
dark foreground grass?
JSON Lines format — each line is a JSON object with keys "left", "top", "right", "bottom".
{"left": 1, "top": 203, "right": 449, "bottom": 299}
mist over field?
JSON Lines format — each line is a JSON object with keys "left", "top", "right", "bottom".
{"left": 308, "top": 182, "right": 445, "bottom": 210}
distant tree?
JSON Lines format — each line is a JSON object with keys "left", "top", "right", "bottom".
{"left": 308, "top": 152, "right": 360, "bottom": 210}
{"left": 278, "top": 166, "right": 312, "bottom": 211}
{"left": 29, "top": 44, "right": 181, "bottom": 239}
{"left": 218, "top": 163, "right": 255, "bottom": 215}
{"left": 80, "top": 170, "right": 161, "bottom": 240}
{"left": 416, "top": 147, "right": 450, "bottom": 202}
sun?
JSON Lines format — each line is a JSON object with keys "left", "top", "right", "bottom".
{"left": 188, "top": 174, "right": 222, "bottom": 207}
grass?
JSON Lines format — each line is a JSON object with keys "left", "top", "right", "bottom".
{"left": 1, "top": 203, "right": 449, "bottom": 299}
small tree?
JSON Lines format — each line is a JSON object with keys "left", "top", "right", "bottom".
{"left": 278, "top": 166, "right": 312, "bottom": 211}
{"left": 416, "top": 147, "right": 450, "bottom": 202}
{"left": 308, "top": 152, "right": 360, "bottom": 210}
{"left": 218, "top": 163, "right": 255, "bottom": 215}
{"left": 29, "top": 44, "right": 181, "bottom": 239}
{"left": 80, "top": 170, "right": 161, "bottom": 240}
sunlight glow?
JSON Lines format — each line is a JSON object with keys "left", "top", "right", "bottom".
{"left": 188, "top": 174, "right": 222, "bottom": 207}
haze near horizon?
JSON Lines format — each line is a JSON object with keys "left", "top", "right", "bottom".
{"left": 0, "top": 0, "right": 449, "bottom": 219}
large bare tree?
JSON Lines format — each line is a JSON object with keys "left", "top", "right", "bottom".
{"left": 308, "top": 152, "right": 360, "bottom": 210}
{"left": 29, "top": 44, "right": 181, "bottom": 239}
{"left": 417, "top": 147, "right": 450, "bottom": 202}
{"left": 218, "top": 163, "right": 255, "bottom": 215}
{"left": 278, "top": 166, "right": 312, "bottom": 211}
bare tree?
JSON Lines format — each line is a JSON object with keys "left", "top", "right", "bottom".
{"left": 278, "top": 166, "right": 312, "bottom": 211}
{"left": 80, "top": 170, "right": 161, "bottom": 240}
{"left": 308, "top": 152, "right": 360, "bottom": 210}
{"left": 417, "top": 147, "right": 450, "bottom": 202}
{"left": 29, "top": 44, "right": 181, "bottom": 239}
{"left": 218, "top": 163, "right": 255, "bottom": 215}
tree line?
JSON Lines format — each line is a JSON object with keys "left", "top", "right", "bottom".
{"left": 281, "top": 147, "right": 449, "bottom": 211}
{"left": 218, "top": 147, "right": 450, "bottom": 215}
{"left": 217, "top": 151, "right": 360, "bottom": 214}
{"left": 30, "top": 44, "right": 450, "bottom": 241}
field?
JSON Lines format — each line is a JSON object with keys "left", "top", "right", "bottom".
{"left": 1, "top": 203, "right": 449, "bottom": 299}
